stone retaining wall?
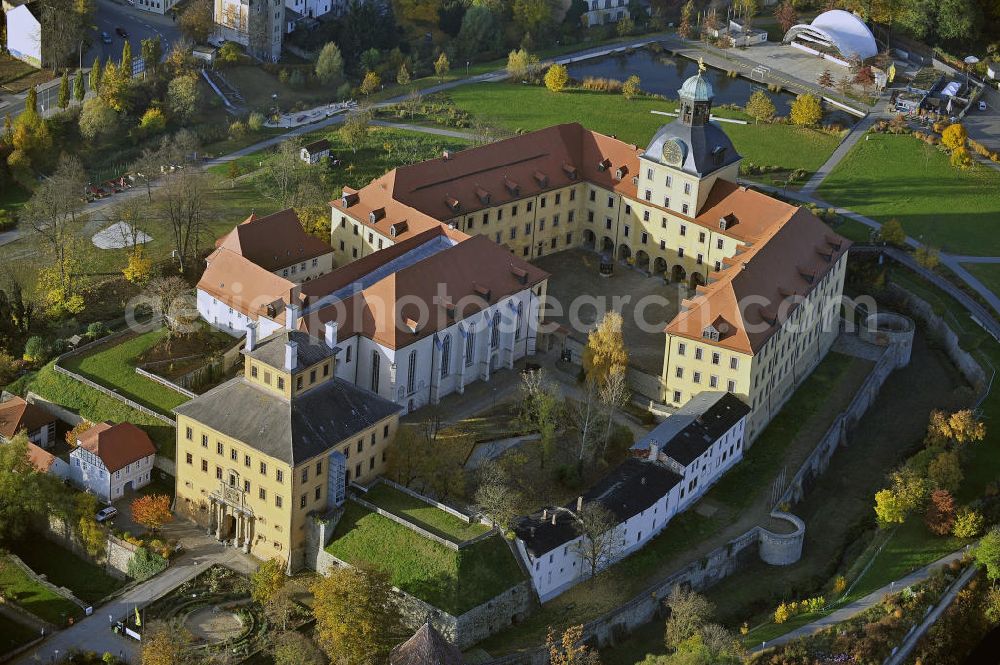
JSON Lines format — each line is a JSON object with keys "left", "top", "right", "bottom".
{"left": 37, "top": 514, "right": 142, "bottom": 581}
{"left": 5, "top": 554, "right": 88, "bottom": 611}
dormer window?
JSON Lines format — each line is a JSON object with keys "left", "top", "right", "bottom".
{"left": 389, "top": 221, "right": 408, "bottom": 238}
{"left": 702, "top": 327, "right": 720, "bottom": 342}
{"left": 614, "top": 166, "right": 628, "bottom": 181}
{"left": 719, "top": 213, "right": 737, "bottom": 231}
{"left": 504, "top": 177, "right": 520, "bottom": 195}
{"left": 369, "top": 208, "right": 385, "bottom": 224}
{"left": 562, "top": 163, "right": 578, "bottom": 180}
{"left": 712, "top": 145, "right": 727, "bottom": 165}
{"left": 510, "top": 265, "right": 528, "bottom": 284}
{"left": 476, "top": 186, "right": 491, "bottom": 205}
{"left": 597, "top": 158, "right": 611, "bottom": 172}
{"left": 405, "top": 317, "right": 419, "bottom": 333}
{"left": 533, "top": 170, "right": 548, "bottom": 187}
{"left": 446, "top": 196, "right": 461, "bottom": 212}
{"left": 341, "top": 191, "right": 359, "bottom": 207}
{"left": 474, "top": 283, "right": 492, "bottom": 301}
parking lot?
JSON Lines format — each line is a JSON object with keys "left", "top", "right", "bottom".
{"left": 534, "top": 248, "right": 686, "bottom": 375}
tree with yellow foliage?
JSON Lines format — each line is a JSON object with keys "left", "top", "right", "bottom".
{"left": 123, "top": 246, "right": 153, "bottom": 284}
{"left": 790, "top": 93, "right": 823, "bottom": 127}
{"left": 544, "top": 64, "right": 569, "bottom": 93}
{"left": 311, "top": 565, "right": 403, "bottom": 665}
{"left": 141, "top": 621, "right": 190, "bottom": 665}
{"left": 622, "top": 74, "right": 641, "bottom": 100}
{"left": 941, "top": 123, "right": 967, "bottom": 151}
{"left": 583, "top": 311, "right": 628, "bottom": 387}
{"left": 546, "top": 624, "right": 600, "bottom": 665}
{"left": 928, "top": 409, "right": 986, "bottom": 447}
{"left": 359, "top": 70, "right": 380, "bottom": 97}
{"left": 434, "top": 52, "right": 450, "bottom": 81}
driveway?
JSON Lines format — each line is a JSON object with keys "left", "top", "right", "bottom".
{"left": 962, "top": 84, "right": 1000, "bottom": 152}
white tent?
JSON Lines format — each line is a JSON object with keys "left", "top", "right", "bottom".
{"left": 783, "top": 10, "right": 878, "bottom": 61}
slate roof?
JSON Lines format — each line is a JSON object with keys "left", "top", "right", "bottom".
{"left": 513, "top": 458, "right": 682, "bottom": 557}
{"left": 633, "top": 392, "right": 750, "bottom": 467}
{"left": 244, "top": 329, "right": 333, "bottom": 370}
{"left": 390, "top": 623, "right": 465, "bottom": 665}
{"left": 303, "top": 138, "right": 331, "bottom": 153}
{"left": 77, "top": 422, "right": 157, "bottom": 473}
{"left": 0, "top": 396, "right": 55, "bottom": 440}
{"left": 643, "top": 117, "right": 740, "bottom": 177}
{"left": 173, "top": 377, "right": 403, "bottom": 466}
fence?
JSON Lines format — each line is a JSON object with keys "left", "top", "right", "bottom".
{"left": 349, "top": 494, "right": 498, "bottom": 551}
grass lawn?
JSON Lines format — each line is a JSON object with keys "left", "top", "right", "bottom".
{"left": 0, "top": 556, "right": 83, "bottom": 626}
{"left": 61, "top": 328, "right": 192, "bottom": 417}
{"left": 326, "top": 502, "right": 523, "bottom": 615}
{"left": 962, "top": 263, "right": 1000, "bottom": 300}
{"left": 210, "top": 127, "right": 471, "bottom": 194}
{"left": 7, "top": 539, "right": 124, "bottom": 604}
{"left": 363, "top": 484, "right": 489, "bottom": 543}
{"left": 7, "top": 362, "right": 177, "bottom": 460}
{"left": 0, "top": 613, "right": 37, "bottom": 654}
{"left": 818, "top": 134, "right": 1000, "bottom": 256}
{"left": 709, "top": 351, "right": 861, "bottom": 509}
{"left": 443, "top": 84, "right": 842, "bottom": 177}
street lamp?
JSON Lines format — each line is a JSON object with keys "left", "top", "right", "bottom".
{"left": 964, "top": 55, "right": 979, "bottom": 90}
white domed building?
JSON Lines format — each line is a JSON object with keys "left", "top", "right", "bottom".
{"left": 782, "top": 9, "right": 878, "bottom": 65}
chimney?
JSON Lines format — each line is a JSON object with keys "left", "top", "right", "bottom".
{"left": 576, "top": 496, "right": 583, "bottom": 512}
{"left": 649, "top": 442, "right": 660, "bottom": 461}
{"left": 285, "top": 341, "right": 298, "bottom": 371}
{"left": 542, "top": 508, "right": 548, "bottom": 521}
{"left": 325, "top": 321, "right": 338, "bottom": 350}
{"left": 285, "top": 303, "right": 300, "bottom": 331}
{"left": 245, "top": 322, "right": 258, "bottom": 352}
{"left": 551, "top": 512, "right": 557, "bottom": 526}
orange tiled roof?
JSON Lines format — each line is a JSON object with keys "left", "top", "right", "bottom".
{"left": 77, "top": 422, "right": 156, "bottom": 473}
{"left": 0, "top": 396, "right": 54, "bottom": 440}
{"left": 26, "top": 442, "right": 58, "bottom": 473}
{"left": 216, "top": 209, "right": 332, "bottom": 272}
{"left": 198, "top": 247, "right": 302, "bottom": 321}
{"left": 667, "top": 207, "right": 850, "bottom": 354}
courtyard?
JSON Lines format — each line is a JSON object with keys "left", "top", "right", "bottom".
{"left": 534, "top": 248, "right": 684, "bottom": 375}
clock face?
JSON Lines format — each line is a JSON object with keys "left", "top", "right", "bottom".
{"left": 661, "top": 138, "right": 684, "bottom": 166}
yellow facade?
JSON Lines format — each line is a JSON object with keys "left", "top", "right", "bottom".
{"left": 174, "top": 342, "right": 399, "bottom": 571}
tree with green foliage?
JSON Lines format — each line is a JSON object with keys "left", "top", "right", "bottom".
{"left": 315, "top": 42, "right": 345, "bottom": 86}
{"left": 790, "top": 93, "right": 822, "bottom": 127}
{"left": 79, "top": 96, "right": 119, "bottom": 139}
{"left": 167, "top": 74, "right": 200, "bottom": 122}
{"left": 57, "top": 71, "right": 70, "bottom": 109}
{"left": 89, "top": 57, "right": 102, "bottom": 93}
{"left": 141, "top": 36, "right": 163, "bottom": 77}
{"left": 75, "top": 492, "right": 107, "bottom": 558}
{"left": 0, "top": 432, "right": 67, "bottom": 542}
{"left": 339, "top": 107, "right": 371, "bottom": 153}
{"left": 928, "top": 450, "right": 963, "bottom": 493}
{"left": 975, "top": 527, "right": 1000, "bottom": 582}
{"left": 250, "top": 557, "right": 287, "bottom": 607}
{"left": 458, "top": 4, "right": 503, "bottom": 58}
{"left": 312, "top": 566, "right": 404, "bottom": 665}
{"left": 745, "top": 89, "right": 776, "bottom": 124}
{"left": 73, "top": 69, "right": 85, "bottom": 102}
{"left": 545, "top": 64, "right": 569, "bottom": 92}
{"left": 271, "top": 630, "right": 325, "bottom": 665}
{"left": 622, "top": 74, "right": 641, "bottom": 100}
{"left": 121, "top": 40, "right": 133, "bottom": 82}
{"left": 518, "top": 369, "right": 561, "bottom": 467}
{"left": 513, "top": 0, "right": 553, "bottom": 36}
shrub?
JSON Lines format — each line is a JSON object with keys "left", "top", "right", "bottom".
{"left": 0, "top": 351, "right": 18, "bottom": 385}
{"left": 622, "top": 75, "right": 641, "bottom": 100}
{"left": 953, "top": 507, "right": 985, "bottom": 538}
{"left": 774, "top": 601, "right": 791, "bottom": 623}
{"left": 127, "top": 546, "right": 167, "bottom": 581}
{"left": 544, "top": 64, "right": 569, "bottom": 93}
{"left": 23, "top": 336, "right": 49, "bottom": 363}
{"left": 790, "top": 93, "right": 822, "bottom": 127}
{"left": 229, "top": 119, "right": 247, "bottom": 138}
{"left": 247, "top": 111, "right": 265, "bottom": 132}
{"left": 925, "top": 489, "right": 956, "bottom": 535}
{"left": 580, "top": 77, "right": 622, "bottom": 92}
{"left": 86, "top": 321, "right": 109, "bottom": 339}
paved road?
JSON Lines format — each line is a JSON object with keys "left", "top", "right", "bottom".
{"left": 86, "top": 0, "right": 182, "bottom": 68}
{"left": 371, "top": 120, "right": 477, "bottom": 140}
{"left": 753, "top": 547, "right": 969, "bottom": 651}
{"left": 14, "top": 523, "right": 256, "bottom": 665}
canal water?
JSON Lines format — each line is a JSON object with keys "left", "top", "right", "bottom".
{"left": 566, "top": 46, "right": 857, "bottom": 126}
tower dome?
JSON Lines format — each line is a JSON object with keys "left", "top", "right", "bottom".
{"left": 678, "top": 71, "right": 713, "bottom": 102}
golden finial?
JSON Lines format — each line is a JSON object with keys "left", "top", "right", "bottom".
{"left": 697, "top": 57, "right": 706, "bottom": 73}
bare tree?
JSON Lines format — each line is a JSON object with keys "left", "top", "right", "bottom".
{"left": 474, "top": 461, "right": 525, "bottom": 533}
{"left": 599, "top": 365, "right": 630, "bottom": 457}
{"left": 22, "top": 155, "right": 86, "bottom": 289}
{"left": 110, "top": 197, "right": 149, "bottom": 250}
{"left": 255, "top": 140, "right": 308, "bottom": 209}
{"left": 518, "top": 368, "right": 562, "bottom": 468}
{"left": 155, "top": 168, "right": 210, "bottom": 273}
{"left": 146, "top": 276, "right": 196, "bottom": 337}
{"left": 569, "top": 385, "right": 601, "bottom": 476}
{"left": 572, "top": 501, "right": 621, "bottom": 584}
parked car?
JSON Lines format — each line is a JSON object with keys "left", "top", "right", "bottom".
{"left": 100, "top": 31, "right": 112, "bottom": 44}
{"left": 115, "top": 27, "right": 128, "bottom": 39}
{"left": 96, "top": 506, "right": 118, "bottom": 523}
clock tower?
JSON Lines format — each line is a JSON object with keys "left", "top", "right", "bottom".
{"left": 638, "top": 61, "right": 742, "bottom": 215}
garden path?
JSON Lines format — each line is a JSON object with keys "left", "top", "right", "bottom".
{"left": 13, "top": 523, "right": 255, "bottom": 665}
{"left": 751, "top": 546, "right": 969, "bottom": 653}
{"left": 799, "top": 101, "right": 893, "bottom": 195}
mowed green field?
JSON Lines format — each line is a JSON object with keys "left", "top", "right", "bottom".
{"left": 61, "top": 328, "right": 191, "bottom": 417}
{"left": 362, "top": 484, "right": 490, "bottom": 543}
{"left": 326, "top": 502, "right": 523, "bottom": 615}
{"left": 8, "top": 540, "right": 124, "bottom": 604}
{"left": 819, "top": 134, "right": 1000, "bottom": 256}
{"left": 0, "top": 556, "right": 83, "bottom": 626}
{"left": 444, "top": 83, "right": 843, "bottom": 176}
